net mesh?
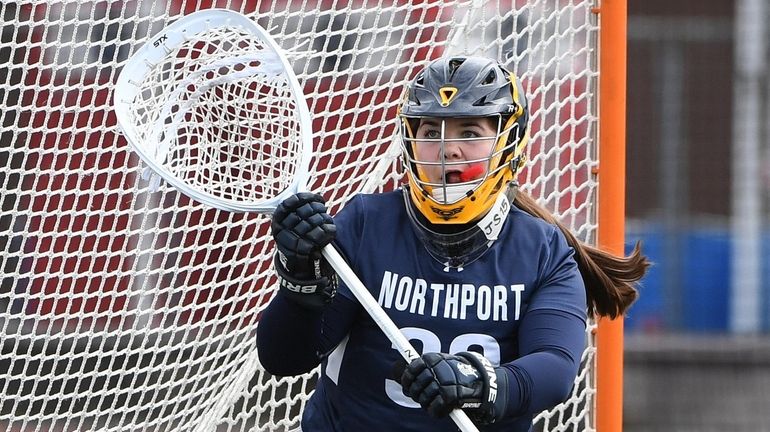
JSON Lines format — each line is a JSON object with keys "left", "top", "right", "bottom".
{"left": 0, "top": 1, "right": 599, "bottom": 431}
{"left": 123, "top": 25, "right": 304, "bottom": 206}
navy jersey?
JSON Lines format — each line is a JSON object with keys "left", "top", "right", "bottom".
{"left": 298, "top": 190, "right": 587, "bottom": 432}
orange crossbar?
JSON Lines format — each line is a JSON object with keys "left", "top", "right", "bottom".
{"left": 596, "top": 1, "right": 627, "bottom": 432}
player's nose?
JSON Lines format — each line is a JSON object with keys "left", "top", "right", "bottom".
{"left": 442, "top": 138, "right": 463, "bottom": 160}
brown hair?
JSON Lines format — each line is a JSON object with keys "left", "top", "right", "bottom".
{"left": 512, "top": 189, "right": 649, "bottom": 319}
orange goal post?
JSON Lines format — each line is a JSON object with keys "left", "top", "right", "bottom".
{"left": 597, "top": 1, "right": 628, "bottom": 431}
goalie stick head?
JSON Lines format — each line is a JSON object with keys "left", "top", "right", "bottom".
{"left": 398, "top": 56, "right": 530, "bottom": 226}
{"left": 114, "top": 9, "right": 312, "bottom": 214}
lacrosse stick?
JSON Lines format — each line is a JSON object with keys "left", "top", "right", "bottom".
{"left": 113, "top": 9, "right": 479, "bottom": 432}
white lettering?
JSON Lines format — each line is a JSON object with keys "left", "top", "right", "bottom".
{"left": 460, "top": 284, "right": 475, "bottom": 319}
{"left": 511, "top": 284, "right": 525, "bottom": 320}
{"left": 444, "top": 284, "right": 459, "bottom": 319}
{"left": 376, "top": 272, "right": 525, "bottom": 322}
{"left": 411, "top": 279, "right": 427, "bottom": 314}
{"left": 486, "top": 362, "right": 498, "bottom": 402}
{"left": 430, "top": 283, "right": 444, "bottom": 316}
{"left": 395, "top": 276, "right": 413, "bottom": 311}
{"left": 378, "top": 271, "right": 398, "bottom": 307}
{"left": 477, "top": 285, "right": 491, "bottom": 320}
{"left": 279, "top": 277, "right": 317, "bottom": 294}
{"left": 493, "top": 285, "right": 508, "bottom": 321}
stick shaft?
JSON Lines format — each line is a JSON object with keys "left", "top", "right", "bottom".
{"left": 321, "top": 245, "right": 480, "bottom": 432}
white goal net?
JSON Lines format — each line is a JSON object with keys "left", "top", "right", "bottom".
{"left": 0, "top": 1, "right": 599, "bottom": 431}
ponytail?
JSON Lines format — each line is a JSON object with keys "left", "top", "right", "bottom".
{"left": 512, "top": 188, "right": 649, "bottom": 319}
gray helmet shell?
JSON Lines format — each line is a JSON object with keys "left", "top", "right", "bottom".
{"left": 401, "top": 56, "right": 521, "bottom": 118}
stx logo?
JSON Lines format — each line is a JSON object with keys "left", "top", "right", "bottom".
{"left": 153, "top": 34, "right": 168, "bottom": 48}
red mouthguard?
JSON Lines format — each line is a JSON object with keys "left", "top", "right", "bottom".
{"left": 459, "top": 164, "right": 485, "bottom": 182}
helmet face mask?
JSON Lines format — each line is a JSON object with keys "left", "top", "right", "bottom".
{"left": 400, "top": 115, "right": 521, "bottom": 206}
{"left": 399, "top": 56, "right": 530, "bottom": 226}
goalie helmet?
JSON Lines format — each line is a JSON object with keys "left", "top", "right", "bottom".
{"left": 398, "top": 56, "right": 530, "bottom": 269}
{"left": 399, "top": 56, "right": 529, "bottom": 226}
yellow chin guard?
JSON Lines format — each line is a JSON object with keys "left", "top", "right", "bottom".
{"left": 405, "top": 117, "right": 528, "bottom": 225}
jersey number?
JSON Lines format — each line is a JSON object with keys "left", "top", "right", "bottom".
{"left": 385, "top": 327, "right": 501, "bottom": 408}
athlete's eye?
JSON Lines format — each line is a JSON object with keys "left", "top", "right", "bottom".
{"left": 423, "top": 129, "right": 441, "bottom": 139}
{"left": 461, "top": 130, "right": 481, "bottom": 139}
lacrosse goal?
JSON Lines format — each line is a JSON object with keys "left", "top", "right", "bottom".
{"left": 0, "top": 1, "right": 626, "bottom": 431}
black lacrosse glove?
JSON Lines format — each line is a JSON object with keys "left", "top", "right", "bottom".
{"left": 271, "top": 192, "right": 337, "bottom": 310}
{"left": 397, "top": 351, "right": 508, "bottom": 425}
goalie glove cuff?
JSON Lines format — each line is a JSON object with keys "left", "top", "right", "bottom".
{"left": 274, "top": 253, "right": 337, "bottom": 310}
{"left": 456, "top": 351, "right": 509, "bottom": 425}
